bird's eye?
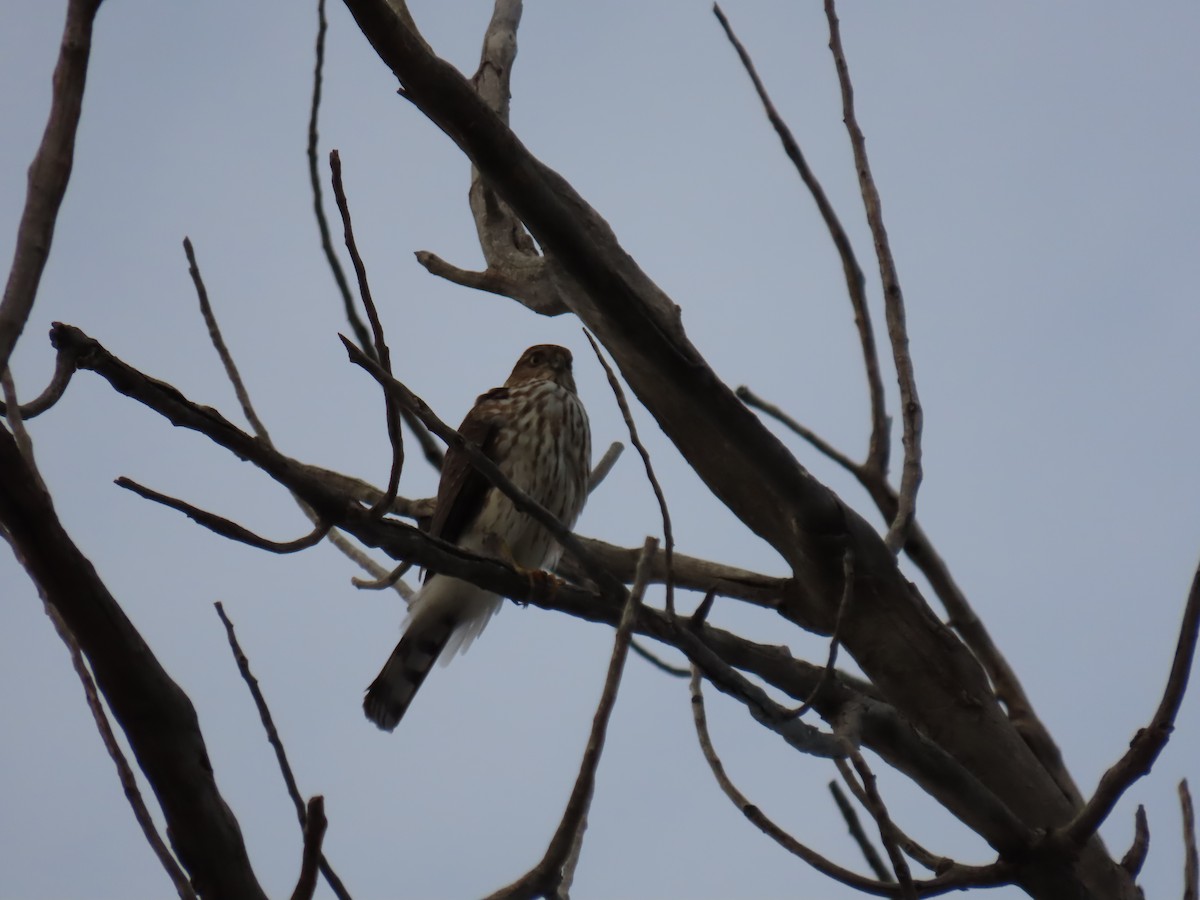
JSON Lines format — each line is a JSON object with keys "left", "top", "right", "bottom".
{"left": 527, "top": 351, "right": 543, "bottom": 366}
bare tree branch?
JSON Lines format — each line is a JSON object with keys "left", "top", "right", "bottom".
{"left": 630, "top": 638, "right": 689, "bottom": 678}
{"left": 738, "top": 381, "right": 1082, "bottom": 806}
{"left": 1119, "top": 805, "right": 1149, "bottom": 878}
{"left": 823, "top": 0, "right": 923, "bottom": 554}
{"left": 736, "top": 385, "right": 862, "bottom": 476}
{"left": 183, "top": 238, "right": 271, "bottom": 441}
{"left": 289, "top": 796, "right": 329, "bottom": 900}
{"left": 486, "top": 538, "right": 657, "bottom": 900}
{"left": 1182, "top": 780, "right": 1198, "bottom": 900}
{"left": 689, "top": 666, "right": 887, "bottom": 894}
{"left": 47, "top": 605, "right": 198, "bottom": 900}
{"left": 215, "top": 603, "right": 352, "bottom": 900}
{"left": 0, "top": 0, "right": 104, "bottom": 372}
{"left": 308, "top": 0, "right": 366, "bottom": 354}
{"left": 843, "top": 752, "right": 917, "bottom": 898}
{"left": 329, "top": 149, "right": 404, "bottom": 514}
{"left": 0, "top": 424, "right": 267, "bottom": 899}
{"left": 306, "top": 0, "right": 443, "bottom": 471}
{"left": 587, "top": 440, "right": 623, "bottom": 493}
{"left": 1059, "top": 560, "right": 1200, "bottom": 847}
{"left": 713, "top": 5, "right": 888, "bottom": 478}
{"left": 828, "top": 780, "right": 893, "bottom": 883}
{"left": 351, "top": 559, "right": 413, "bottom": 592}
{"left": 791, "top": 548, "right": 853, "bottom": 718}
{"left": 690, "top": 668, "right": 1005, "bottom": 897}
{"left": 834, "top": 757, "right": 951, "bottom": 876}
{"left": 0, "top": 342, "right": 77, "bottom": 419}
{"left": 585, "top": 331, "right": 675, "bottom": 614}
{"left": 116, "top": 477, "right": 332, "bottom": 554}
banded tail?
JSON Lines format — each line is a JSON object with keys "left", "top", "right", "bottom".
{"left": 362, "top": 613, "right": 457, "bottom": 731}
{"left": 363, "top": 576, "right": 502, "bottom": 731}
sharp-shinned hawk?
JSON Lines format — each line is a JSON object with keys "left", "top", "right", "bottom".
{"left": 363, "top": 344, "right": 592, "bottom": 730}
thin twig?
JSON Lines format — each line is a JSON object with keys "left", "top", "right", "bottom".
{"left": 1119, "top": 805, "right": 1149, "bottom": 877}
{"left": 587, "top": 440, "right": 624, "bottom": 493}
{"left": 828, "top": 780, "right": 893, "bottom": 882}
{"left": 183, "top": 237, "right": 271, "bottom": 441}
{"left": 714, "top": 5, "right": 888, "bottom": 477}
{"left": 736, "top": 385, "right": 861, "bottom": 477}
{"left": 791, "top": 549, "right": 854, "bottom": 718}
{"left": 584, "top": 330, "right": 675, "bottom": 614}
{"left": 351, "top": 559, "right": 412, "bottom": 591}
{"left": 1183, "top": 780, "right": 1198, "bottom": 900}
{"left": 690, "top": 666, "right": 891, "bottom": 894}
{"left": 215, "top": 603, "right": 352, "bottom": 900}
{"left": 823, "top": 0, "right": 923, "bottom": 553}
{"left": 630, "top": 637, "right": 689, "bottom": 678}
{"left": 329, "top": 149, "right": 404, "bottom": 514}
{"left": 485, "top": 537, "right": 658, "bottom": 900}
{"left": 0, "top": 0, "right": 104, "bottom": 372}
{"left": 307, "top": 0, "right": 371, "bottom": 357}
{"left": 844, "top": 752, "right": 917, "bottom": 898}
{"left": 1060, "top": 560, "right": 1200, "bottom": 847}
{"left": 676, "top": 621, "right": 844, "bottom": 759}
{"left": 337, "top": 529, "right": 414, "bottom": 600}
{"left": 45, "top": 605, "right": 197, "bottom": 900}
{"left": 0, "top": 344, "right": 77, "bottom": 419}
{"left": 116, "top": 478, "right": 331, "bottom": 553}
{"left": 835, "top": 759, "right": 948, "bottom": 875}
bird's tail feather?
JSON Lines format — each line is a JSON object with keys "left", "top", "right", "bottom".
{"left": 362, "top": 614, "right": 456, "bottom": 731}
{"left": 363, "top": 576, "right": 502, "bottom": 731}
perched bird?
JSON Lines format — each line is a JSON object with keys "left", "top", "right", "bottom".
{"left": 363, "top": 344, "right": 592, "bottom": 731}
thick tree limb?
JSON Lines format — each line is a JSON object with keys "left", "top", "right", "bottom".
{"left": 0, "top": 426, "right": 266, "bottom": 899}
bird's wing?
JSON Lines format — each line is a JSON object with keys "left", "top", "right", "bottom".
{"left": 425, "top": 387, "right": 509, "bottom": 570}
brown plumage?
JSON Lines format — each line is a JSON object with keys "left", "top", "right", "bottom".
{"left": 363, "top": 345, "right": 591, "bottom": 731}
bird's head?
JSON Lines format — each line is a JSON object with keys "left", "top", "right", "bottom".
{"left": 505, "top": 344, "right": 577, "bottom": 393}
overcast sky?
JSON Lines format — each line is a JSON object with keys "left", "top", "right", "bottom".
{"left": 2, "top": 2, "right": 1198, "bottom": 898}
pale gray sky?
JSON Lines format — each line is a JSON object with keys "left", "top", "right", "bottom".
{"left": 2, "top": 2, "right": 1198, "bottom": 898}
